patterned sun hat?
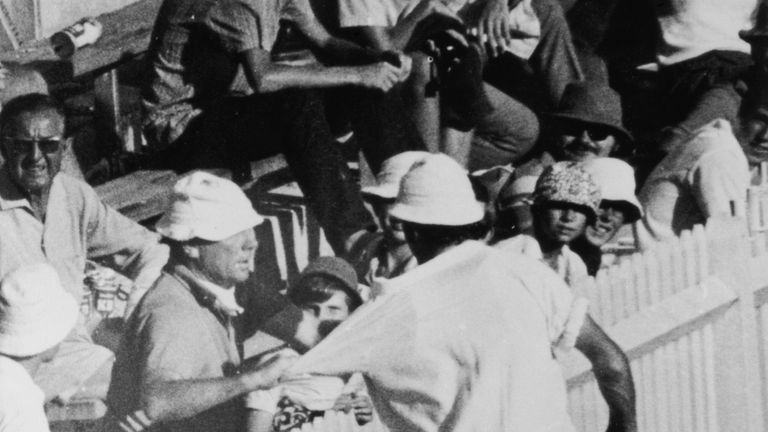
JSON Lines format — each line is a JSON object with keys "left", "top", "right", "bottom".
{"left": 532, "top": 161, "right": 601, "bottom": 220}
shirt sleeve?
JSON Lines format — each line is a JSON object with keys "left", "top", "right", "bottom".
{"left": 517, "top": 258, "right": 588, "bottom": 350}
{"left": 338, "top": 0, "right": 400, "bottom": 28}
{"left": 244, "top": 387, "right": 282, "bottom": 413}
{"left": 206, "top": 0, "right": 263, "bottom": 53}
{"left": 691, "top": 148, "right": 749, "bottom": 219}
{"left": 80, "top": 181, "right": 168, "bottom": 312}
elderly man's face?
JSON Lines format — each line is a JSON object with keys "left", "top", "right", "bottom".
{"left": 1, "top": 108, "right": 66, "bottom": 195}
{"left": 584, "top": 203, "right": 627, "bottom": 247}
{"left": 196, "top": 228, "right": 258, "bottom": 286}
{"left": 553, "top": 121, "right": 616, "bottom": 162}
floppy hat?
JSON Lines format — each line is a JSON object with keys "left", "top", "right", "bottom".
{"left": 293, "top": 257, "right": 370, "bottom": 305}
{"left": 0, "top": 264, "right": 78, "bottom": 357}
{"left": 581, "top": 157, "right": 643, "bottom": 222}
{"left": 389, "top": 153, "right": 485, "bottom": 226}
{"left": 532, "top": 161, "right": 601, "bottom": 221}
{"left": 362, "top": 151, "right": 431, "bottom": 200}
{"left": 156, "top": 171, "right": 264, "bottom": 242}
{"left": 546, "top": 81, "right": 632, "bottom": 143}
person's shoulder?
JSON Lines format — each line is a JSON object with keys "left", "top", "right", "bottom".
{"left": 132, "top": 273, "right": 200, "bottom": 325}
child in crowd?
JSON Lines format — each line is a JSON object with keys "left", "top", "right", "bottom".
{"left": 571, "top": 157, "right": 643, "bottom": 275}
{"left": 494, "top": 161, "right": 601, "bottom": 285}
{"left": 347, "top": 151, "right": 429, "bottom": 286}
{"left": 245, "top": 257, "right": 372, "bottom": 432}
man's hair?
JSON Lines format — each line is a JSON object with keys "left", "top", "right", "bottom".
{"left": 403, "top": 220, "right": 488, "bottom": 251}
{"left": 289, "top": 275, "right": 362, "bottom": 312}
{"left": 0, "top": 93, "right": 67, "bottom": 137}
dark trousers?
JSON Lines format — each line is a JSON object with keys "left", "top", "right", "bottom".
{"left": 153, "top": 89, "right": 380, "bottom": 253}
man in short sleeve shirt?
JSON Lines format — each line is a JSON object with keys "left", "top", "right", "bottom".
{"left": 143, "top": 0, "right": 423, "bottom": 254}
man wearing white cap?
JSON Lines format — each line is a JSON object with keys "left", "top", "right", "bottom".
{"left": 107, "top": 171, "right": 297, "bottom": 432}
{"left": 290, "top": 154, "right": 636, "bottom": 431}
{"left": 0, "top": 264, "right": 78, "bottom": 431}
{"left": 0, "top": 94, "right": 169, "bottom": 401}
{"left": 347, "top": 151, "right": 429, "bottom": 286}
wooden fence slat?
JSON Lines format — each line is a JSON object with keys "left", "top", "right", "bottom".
{"left": 647, "top": 244, "right": 662, "bottom": 306}
{"left": 671, "top": 238, "right": 686, "bottom": 295}
{"left": 620, "top": 259, "right": 637, "bottom": 317}
{"left": 657, "top": 241, "right": 674, "bottom": 301}
{"left": 631, "top": 253, "right": 648, "bottom": 310}
{"left": 665, "top": 341, "right": 681, "bottom": 432}
{"left": 678, "top": 335, "right": 694, "bottom": 432}
{"left": 597, "top": 271, "right": 612, "bottom": 326}
{"left": 693, "top": 224, "right": 709, "bottom": 282}
{"left": 609, "top": 265, "right": 625, "bottom": 324}
{"left": 691, "top": 329, "right": 707, "bottom": 432}
{"left": 680, "top": 230, "right": 697, "bottom": 289}
{"left": 703, "top": 323, "right": 718, "bottom": 432}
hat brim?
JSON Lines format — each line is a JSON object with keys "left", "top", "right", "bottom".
{"left": 602, "top": 199, "right": 643, "bottom": 223}
{"left": 0, "top": 293, "right": 78, "bottom": 357}
{"left": 361, "top": 184, "right": 399, "bottom": 201}
{"left": 389, "top": 201, "right": 485, "bottom": 226}
{"left": 546, "top": 113, "right": 634, "bottom": 143}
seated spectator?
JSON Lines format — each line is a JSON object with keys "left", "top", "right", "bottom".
{"left": 612, "top": 0, "right": 757, "bottom": 157}
{"left": 246, "top": 257, "right": 372, "bottom": 432}
{"left": 495, "top": 161, "right": 601, "bottom": 285}
{"left": 0, "top": 94, "right": 169, "bottom": 402}
{"left": 347, "top": 151, "right": 428, "bottom": 285}
{"left": 571, "top": 157, "right": 643, "bottom": 276}
{"left": 107, "top": 172, "right": 296, "bottom": 432}
{"left": 337, "top": 0, "right": 583, "bottom": 169}
{"left": 289, "top": 153, "right": 635, "bottom": 431}
{"left": 637, "top": 119, "right": 750, "bottom": 247}
{"left": 143, "top": 0, "right": 421, "bottom": 254}
{"left": 0, "top": 264, "right": 78, "bottom": 432}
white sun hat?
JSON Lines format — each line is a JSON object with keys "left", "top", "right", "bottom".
{"left": 389, "top": 153, "right": 484, "bottom": 226}
{"left": 581, "top": 157, "right": 643, "bottom": 222}
{"left": 156, "top": 171, "right": 264, "bottom": 242}
{"left": 361, "top": 151, "right": 431, "bottom": 200}
{"left": 0, "top": 264, "right": 78, "bottom": 357}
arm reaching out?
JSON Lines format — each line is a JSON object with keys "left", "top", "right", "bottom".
{"left": 576, "top": 316, "right": 638, "bottom": 432}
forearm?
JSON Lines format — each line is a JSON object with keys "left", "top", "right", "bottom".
{"left": 576, "top": 316, "right": 637, "bottom": 432}
{"left": 141, "top": 376, "right": 253, "bottom": 422}
{"left": 256, "top": 64, "right": 364, "bottom": 92}
{"left": 592, "top": 355, "right": 637, "bottom": 432}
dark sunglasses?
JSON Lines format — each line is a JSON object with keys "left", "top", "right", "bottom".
{"left": 557, "top": 124, "right": 612, "bottom": 141}
{"left": 3, "top": 137, "right": 63, "bottom": 155}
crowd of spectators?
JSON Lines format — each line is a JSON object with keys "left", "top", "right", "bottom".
{"left": 0, "top": 0, "right": 767, "bottom": 431}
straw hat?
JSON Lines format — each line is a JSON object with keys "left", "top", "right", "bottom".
{"left": 546, "top": 81, "right": 632, "bottom": 143}
{"left": 362, "top": 151, "right": 431, "bottom": 200}
{"left": 581, "top": 157, "right": 643, "bottom": 222}
{"left": 0, "top": 264, "right": 78, "bottom": 357}
{"left": 156, "top": 171, "right": 264, "bottom": 242}
{"left": 532, "top": 161, "right": 601, "bottom": 221}
{"left": 389, "top": 153, "right": 484, "bottom": 226}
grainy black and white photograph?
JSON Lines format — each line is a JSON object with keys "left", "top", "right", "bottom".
{"left": 0, "top": 0, "right": 765, "bottom": 431}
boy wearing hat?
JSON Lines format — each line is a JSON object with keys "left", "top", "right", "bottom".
{"left": 289, "top": 154, "right": 636, "bottom": 432}
{"left": 0, "top": 264, "right": 78, "bottom": 431}
{"left": 347, "top": 151, "right": 428, "bottom": 286}
{"left": 495, "top": 161, "right": 601, "bottom": 285}
{"left": 107, "top": 172, "right": 297, "bottom": 432}
{"left": 571, "top": 157, "right": 643, "bottom": 275}
{"left": 246, "top": 256, "right": 372, "bottom": 432}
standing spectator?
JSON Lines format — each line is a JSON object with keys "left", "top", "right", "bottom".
{"left": 107, "top": 172, "right": 296, "bottom": 432}
{"left": 289, "top": 154, "right": 636, "bottom": 431}
{"left": 495, "top": 161, "right": 601, "bottom": 285}
{"left": 571, "top": 157, "right": 643, "bottom": 276}
{"left": 143, "top": 0, "right": 419, "bottom": 254}
{"left": 245, "top": 256, "right": 372, "bottom": 432}
{"left": 637, "top": 119, "right": 750, "bottom": 248}
{"left": 0, "top": 264, "right": 78, "bottom": 432}
{"left": 0, "top": 94, "right": 169, "bottom": 401}
{"left": 346, "top": 151, "right": 428, "bottom": 286}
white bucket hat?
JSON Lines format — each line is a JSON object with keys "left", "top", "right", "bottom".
{"left": 362, "top": 151, "right": 431, "bottom": 200}
{"left": 156, "top": 171, "right": 264, "bottom": 242}
{"left": 389, "top": 153, "right": 484, "bottom": 226}
{"left": 581, "top": 157, "right": 643, "bottom": 222}
{"left": 0, "top": 264, "right": 78, "bottom": 357}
